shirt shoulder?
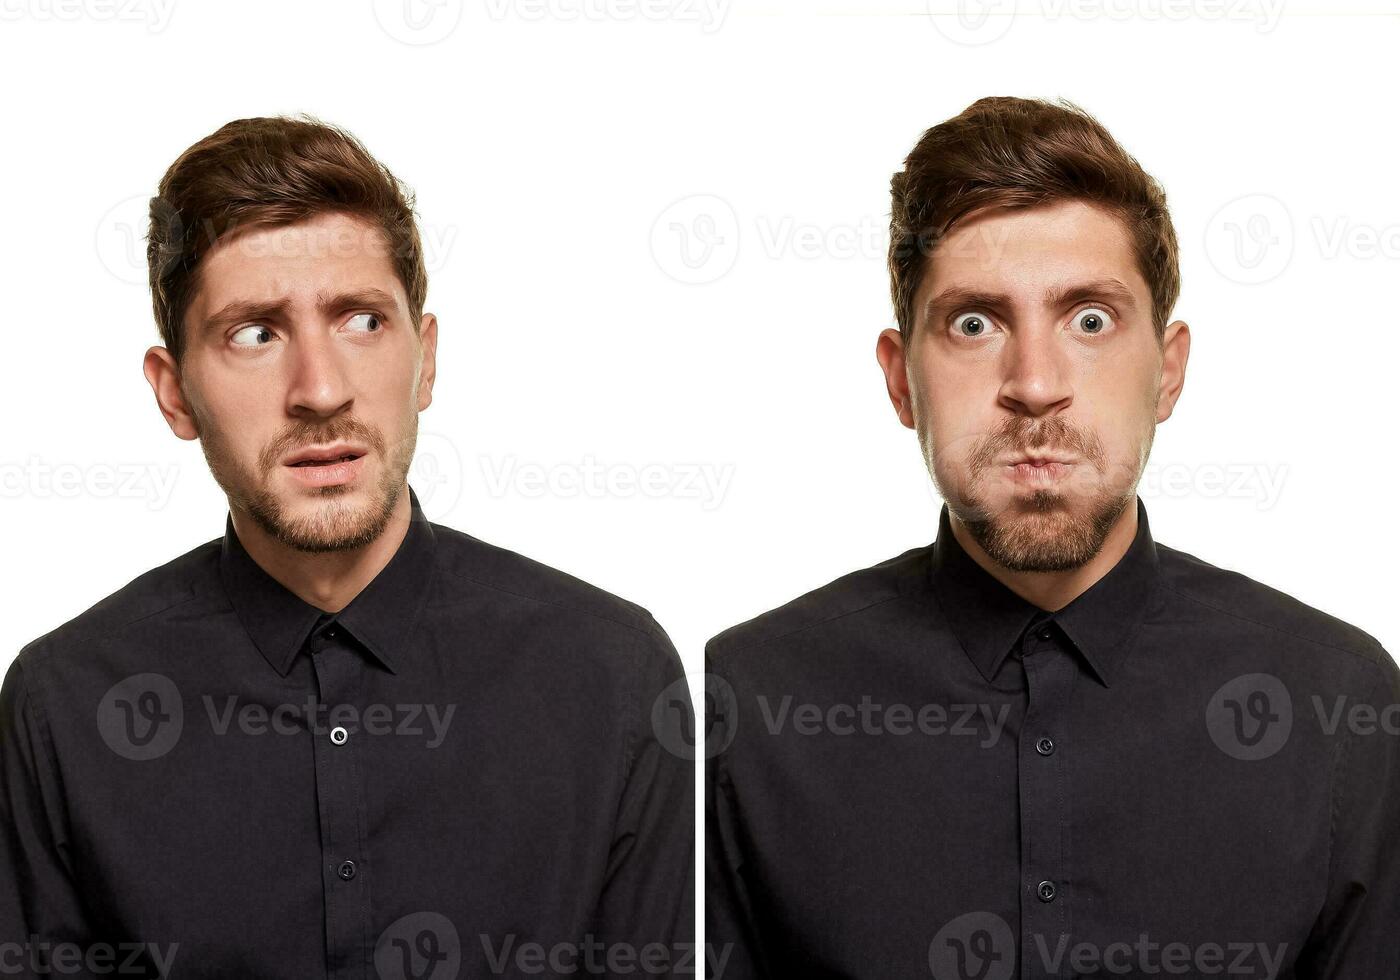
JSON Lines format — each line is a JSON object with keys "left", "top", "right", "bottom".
{"left": 705, "top": 544, "right": 933, "bottom": 666}
{"left": 427, "top": 521, "right": 670, "bottom": 648}
{"left": 1155, "top": 541, "right": 1395, "bottom": 682}
{"left": 13, "top": 536, "right": 224, "bottom": 672}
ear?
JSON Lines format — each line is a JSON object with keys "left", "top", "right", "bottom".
{"left": 416, "top": 312, "right": 438, "bottom": 413}
{"left": 143, "top": 346, "right": 200, "bottom": 441}
{"left": 876, "top": 328, "right": 916, "bottom": 430}
{"left": 1155, "top": 319, "right": 1190, "bottom": 423}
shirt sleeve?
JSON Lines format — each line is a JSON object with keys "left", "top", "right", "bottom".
{"left": 1298, "top": 651, "right": 1400, "bottom": 978}
{"left": 588, "top": 621, "right": 695, "bottom": 979}
{"left": 0, "top": 653, "right": 97, "bottom": 972}
{"left": 704, "top": 644, "right": 767, "bottom": 980}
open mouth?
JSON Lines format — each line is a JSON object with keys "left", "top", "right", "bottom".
{"left": 289, "top": 454, "right": 363, "bottom": 468}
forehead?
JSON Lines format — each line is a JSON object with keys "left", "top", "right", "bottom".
{"left": 921, "top": 199, "right": 1146, "bottom": 304}
{"left": 188, "top": 210, "right": 405, "bottom": 318}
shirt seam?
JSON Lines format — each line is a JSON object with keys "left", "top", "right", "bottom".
{"left": 1155, "top": 579, "right": 1389, "bottom": 673}
{"left": 707, "top": 549, "right": 933, "bottom": 660}
{"left": 709, "top": 580, "right": 930, "bottom": 661}
{"left": 435, "top": 565, "right": 665, "bottom": 644}
{"left": 21, "top": 590, "right": 212, "bottom": 667}
{"left": 13, "top": 658, "right": 77, "bottom": 876}
{"left": 1312, "top": 665, "right": 1377, "bottom": 962}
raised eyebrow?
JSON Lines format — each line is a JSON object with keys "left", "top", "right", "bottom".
{"left": 1045, "top": 278, "right": 1139, "bottom": 310}
{"left": 202, "top": 289, "right": 401, "bottom": 335}
{"left": 923, "top": 288, "right": 1013, "bottom": 322}
{"left": 923, "top": 279, "right": 1139, "bottom": 322}
{"left": 203, "top": 299, "right": 290, "bottom": 335}
{"left": 318, "top": 288, "right": 401, "bottom": 315}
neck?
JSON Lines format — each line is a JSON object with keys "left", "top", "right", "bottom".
{"left": 229, "top": 490, "right": 412, "bottom": 613}
{"left": 949, "top": 499, "right": 1138, "bottom": 613}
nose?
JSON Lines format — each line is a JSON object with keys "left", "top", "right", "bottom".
{"left": 284, "top": 330, "right": 353, "bottom": 419}
{"left": 997, "top": 322, "right": 1073, "bottom": 419}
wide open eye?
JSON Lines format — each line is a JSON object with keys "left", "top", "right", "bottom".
{"left": 1072, "top": 307, "right": 1114, "bottom": 335}
{"left": 952, "top": 312, "right": 992, "bottom": 338}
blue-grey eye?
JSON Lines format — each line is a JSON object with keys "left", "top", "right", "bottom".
{"left": 230, "top": 324, "right": 273, "bottom": 347}
{"left": 952, "top": 313, "right": 989, "bottom": 337}
{"left": 346, "top": 313, "right": 382, "bottom": 333}
{"left": 1074, "top": 308, "right": 1113, "bottom": 334}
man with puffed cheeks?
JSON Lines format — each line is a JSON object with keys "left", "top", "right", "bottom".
{"left": 0, "top": 115, "right": 693, "bottom": 980}
{"left": 705, "top": 96, "right": 1399, "bottom": 980}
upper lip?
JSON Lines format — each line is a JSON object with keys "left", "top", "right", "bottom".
{"left": 283, "top": 442, "right": 368, "bottom": 466}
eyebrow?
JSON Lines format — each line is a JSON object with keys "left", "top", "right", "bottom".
{"left": 922, "top": 277, "right": 1140, "bottom": 323}
{"left": 201, "top": 287, "right": 402, "bottom": 336}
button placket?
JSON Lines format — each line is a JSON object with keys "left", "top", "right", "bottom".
{"left": 1017, "top": 621, "right": 1074, "bottom": 979}
{"left": 309, "top": 631, "right": 372, "bottom": 980}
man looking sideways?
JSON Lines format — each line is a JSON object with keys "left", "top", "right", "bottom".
{"left": 705, "top": 97, "right": 1399, "bottom": 979}
{"left": 1, "top": 116, "right": 693, "bottom": 979}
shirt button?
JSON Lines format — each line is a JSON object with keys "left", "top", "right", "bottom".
{"left": 325, "top": 626, "right": 339, "bottom": 640}
{"left": 1037, "top": 879, "right": 1057, "bottom": 902}
{"left": 337, "top": 860, "right": 356, "bottom": 881}
{"left": 330, "top": 726, "right": 349, "bottom": 745}
{"left": 1035, "top": 736, "right": 1056, "bottom": 756}
{"left": 1036, "top": 626, "right": 1054, "bottom": 641}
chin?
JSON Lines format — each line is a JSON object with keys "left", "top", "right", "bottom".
{"left": 250, "top": 478, "right": 400, "bottom": 554}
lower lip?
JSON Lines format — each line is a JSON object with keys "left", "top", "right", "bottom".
{"left": 1008, "top": 461, "right": 1072, "bottom": 483}
{"left": 284, "top": 455, "right": 366, "bottom": 488}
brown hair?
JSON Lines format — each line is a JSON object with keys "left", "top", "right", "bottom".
{"left": 146, "top": 114, "right": 427, "bottom": 363}
{"left": 888, "top": 96, "right": 1179, "bottom": 346}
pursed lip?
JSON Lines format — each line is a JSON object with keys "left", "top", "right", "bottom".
{"left": 1006, "top": 454, "right": 1075, "bottom": 467}
{"left": 282, "top": 442, "right": 369, "bottom": 467}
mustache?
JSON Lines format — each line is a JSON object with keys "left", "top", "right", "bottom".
{"left": 971, "top": 417, "right": 1095, "bottom": 467}
{"left": 258, "top": 417, "right": 385, "bottom": 473}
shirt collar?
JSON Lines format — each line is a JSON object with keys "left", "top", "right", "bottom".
{"left": 219, "top": 483, "right": 438, "bottom": 676}
{"left": 930, "top": 495, "right": 1160, "bottom": 688}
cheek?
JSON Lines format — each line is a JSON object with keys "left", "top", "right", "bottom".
{"left": 1076, "top": 362, "right": 1158, "bottom": 436}
{"left": 189, "top": 376, "right": 262, "bottom": 444}
{"left": 915, "top": 358, "right": 995, "bottom": 455}
{"left": 355, "top": 344, "right": 419, "bottom": 399}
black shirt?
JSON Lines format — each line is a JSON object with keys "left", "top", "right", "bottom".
{"left": 705, "top": 496, "right": 1400, "bottom": 979}
{"left": 1, "top": 485, "right": 694, "bottom": 979}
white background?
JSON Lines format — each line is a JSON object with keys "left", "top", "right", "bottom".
{"left": 3, "top": 0, "right": 1399, "bottom": 941}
